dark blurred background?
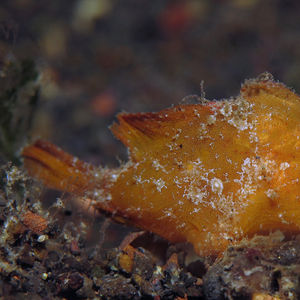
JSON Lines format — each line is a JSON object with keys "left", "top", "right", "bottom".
{"left": 1, "top": 0, "right": 300, "bottom": 166}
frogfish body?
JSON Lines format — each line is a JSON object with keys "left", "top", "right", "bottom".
{"left": 22, "top": 75, "right": 300, "bottom": 256}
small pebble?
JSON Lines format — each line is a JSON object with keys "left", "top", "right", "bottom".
{"left": 37, "top": 234, "right": 48, "bottom": 243}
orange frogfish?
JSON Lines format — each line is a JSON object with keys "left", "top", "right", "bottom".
{"left": 22, "top": 74, "right": 300, "bottom": 256}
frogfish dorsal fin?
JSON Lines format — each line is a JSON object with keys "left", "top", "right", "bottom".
{"left": 110, "top": 104, "right": 213, "bottom": 161}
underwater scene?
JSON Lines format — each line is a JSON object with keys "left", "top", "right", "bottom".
{"left": 1, "top": 1, "right": 300, "bottom": 299}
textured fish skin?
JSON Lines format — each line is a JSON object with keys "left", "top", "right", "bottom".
{"left": 22, "top": 74, "right": 300, "bottom": 256}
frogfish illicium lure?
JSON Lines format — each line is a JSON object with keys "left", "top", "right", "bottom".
{"left": 22, "top": 74, "right": 300, "bottom": 256}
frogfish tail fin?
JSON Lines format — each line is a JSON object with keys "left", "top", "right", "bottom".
{"left": 22, "top": 139, "right": 100, "bottom": 196}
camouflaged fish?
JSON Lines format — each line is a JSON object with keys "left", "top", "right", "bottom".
{"left": 22, "top": 74, "right": 300, "bottom": 256}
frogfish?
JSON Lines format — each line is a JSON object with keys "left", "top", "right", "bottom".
{"left": 22, "top": 74, "right": 300, "bottom": 256}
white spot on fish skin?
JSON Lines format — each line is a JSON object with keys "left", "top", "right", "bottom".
{"left": 186, "top": 187, "right": 207, "bottom": 206}
{"left": 265, "top": 189, "right": 278, "bottom": 200}
{"left": 172, "top": 128, "right": 182, "bottom": 140}
{"left": 211, "top": 178, "right": 223, "bottom": 195}
{"left": 226, "top": 158, "right": 233, "bottom": 164}
{"left": 219, "top": 102, "right": 233, "bottom": 117}
{"left": 111, "top": 174, "right": 118, "bottom": 180}
{"left": 153, "top": 178, "right": 166, "bottom": 192}
{"left": 280, "top": 162, "right": 290, "bottom": 170}
{"left": 198, "top": 123, "right": 208, "bottom": 140}
{"left": 278, "top": 213, "right": 290, "bottom": 224}
{"left": 72, "top": 157, "right": 78, "bottom": 165}
{"left": 228, "top": 118, "right": 249, "bottom": 131}
{"left": 207, "top": 115, "right": 216, "bottom": 125}
{"left": 152, "top": 160, "right": 168, "bottom": 174}
{"left": 177, "top": 222, "right": 186, "bottom": 229}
